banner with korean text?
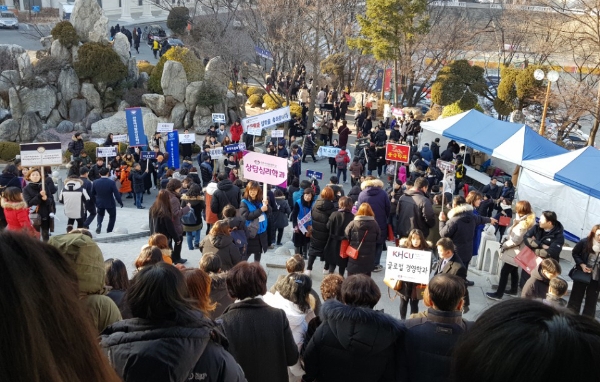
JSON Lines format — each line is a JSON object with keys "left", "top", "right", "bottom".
{"left": 242, "top": 151, "right": 288, "bottom": 188}
{"left": 125, "top": 107, "right": 147, "bottom": 147}
{"left": 384, "top": 246, "right": 432, "bottom": 284}
{"left": 385, "top": 143, "right": 410, "bottom": 164}
{"left": 242, "top": 107, "right": 291, "bottom": 136}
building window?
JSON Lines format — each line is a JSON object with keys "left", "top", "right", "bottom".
{"left": 139, "top": 0, "right": 143, "bottom": 5}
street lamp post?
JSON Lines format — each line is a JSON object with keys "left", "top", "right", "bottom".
{"left": 533, "top": 69, "right": 559, "bottom": 136}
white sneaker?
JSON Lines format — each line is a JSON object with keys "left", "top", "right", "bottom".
{"left": 304, "top": 270, "right": 311, "bottom": 276}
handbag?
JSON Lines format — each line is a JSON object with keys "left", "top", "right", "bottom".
{"left": 569, "top": 255, "right": 599, "bottom": 285}
{"left": 387, "top": 224, "right": 395, "bottom": 241}
{"left": 384, "top": 278, "right": 402, "bottom": 291}
{"left": 29, "top": 206, "right": 41, "bottom": 227}
{"left": 514, "top": 246, "right": 538, "bottom": 274}
{"left": 340, "top": 239, "right": 350, "bottom": 259}
{"left": 415, "top": 284, "right": 427, "bottom": 300}
{"left": 498, "top": 216, "right": 511, "bottom": 226}
{"left": 345, "top": 230, "right": 368, "bottom": 260}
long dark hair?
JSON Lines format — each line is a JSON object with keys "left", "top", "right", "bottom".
{"left": 149, "top": 190, "right": 173, "bottom": 218}
{"left": 0, "top": 231, "right": 121, "bottom": 381}
{"left": 586, "top": 224, "right": 600, "bottom": 254}
{"left": 104, "top": 258, "right": 129, "bottom": 290}
{"left": 405, "top": 229, "right": 430, "bottom": 251}
{"left": 127, "top": 262, "right": 199, "bottom": 324}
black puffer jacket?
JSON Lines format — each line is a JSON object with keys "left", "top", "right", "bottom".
{"left": 310, "top": 198, "right": 336, "bottom": 248}
{"left": 344, "top": 216, "right": 381, "bottom": 275}
{"left": 439, "top": 204, "right": 490, "bottom": 264}
{"left": 100, "top": 316, "right": 246, "bottom": 382}
{"left": 523, "top": 222, "right": 565, "bottom": 261}
{"left": 199, "top": 234, "right": 241, "bottom": 271}
{"left": 396, "top": 188, "right": 436, "bottom": 238}
{"left": 211, "top": 180, "right": 241, "bottom": 218}
{"left": 302, "top": 300, "right": 404, "bottom": 382}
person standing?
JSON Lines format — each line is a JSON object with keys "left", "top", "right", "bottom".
{"left": 357, "top": 177, "right": 390, "bottom": 272}
{"left": 230, "top": 119, "right": 244, "bottom": 144}
{"left": 211, "top": 172, "right": 241, "bottom": 219}
{"left": 567, "top": 224, "right": 600, "bottom": 317}
{"left": 291, "top": 188, "right": 316, "bottom": 260}
{"left": 344, "top": 203, "right": 381, "bottom": 277}
{"left": 398, "top": 229, "right": 431, "bottom": 320}
{"left": 302, "top": 127, "right": 317, "bottom": 163}
{"left": 324, "top": 196, "right": 355, "bottom": 276}
{"left": 334, "top": 146, "right": 350, "bottom": 184}
{"left": 79, "top": 167, "right": 96, "bottom": 229}
{"left": 59, "top": 175, "right": 90, "bottom": 232}
{"left": 67, "top": 132, "right": 84, "bottom": 159}
{"left": 165, "top": 179, "right": 191, "bottom": 264}
{"left": 23, "top": 167, "right": 56, "bottom": 241}
{"left": 88, "top": 157, "right": 106, "bottom": 182}
{"left": 132, "top": 27, "right": 140, "bottom": 54}
{"left": 306, "top": 187, "right": 336, "bottom": 275}
{"left": 130, "top": 162, "right": 149, "bottom": 209}
{"left": 152, "top": 38, "right": 159, "bottom": 59}
{"left": 181, "top": 183, "right": 205, "bottom": 250}
{"left": 240, "top": 181, "right": 271, "bottom": 262}
{"left": 434, "top": 237, "right": 469, "bottom": 312}
{"left": 199, "top": 220, "right": 242, "bottom": 271}
{"left": 92, "top": 168, "right": 123, "bottom": 234}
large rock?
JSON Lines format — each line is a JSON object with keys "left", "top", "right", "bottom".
{"left": 9, "top": 86, "right": 57, "bottom": 120}
{"left": 185, "top": 81, "right": 202, "bottom": 111}
{"left": 118, "top": 100, "right": 130, "bottom": 111}
{"left": 34, "top": 130, "right": 61, "bottom": 142}
{"left": 161, "top": 61, "right": 187, "bottom": 102}
{"left": 204, "top": 56, "right": 229, "bottom": 94}
{"left": 193, "top": 105, "right": 213, "bottom": 134}
{"left": 85, "top": 108, "right": 102, "bottom": 130}
{"left": 46, "top": 109, "right": 62, "bottom": 130}
{"left": 18, "top": 112, "right": 44, "bottom": 142}
{"left": 71, "top": 45, "right": 79, "bottom": 63}
{"left": 170, "top": 102, "right": 187, "bottom": 130}
{"left": 58, "top": 67, "right": 80, "bottom": 103}
{"left": 112, "top": 33, "right": 130, "bottom": 65}
{"left": 183, "top": 111, "right": 193, "bottom": 129}
{"left": 70, "top": 0, "right": 109, "bottom": 43}
{"left": 69, "top": 99, "right": 87, "bottom": 123}
{"left": 50, "top": 40, "right": 71, "bottom": 63}
{"left": 56, "top": 120, "right": 74, "bottom": 133}
{"left": 143, "top": 112, "right": 159, "bottom": 140}
{"left": 142, "top": 94, "right": 168, "bottom": 116}
{"left": 40, "top": 35, "right": 53, "bottom": 50}
{"left": 0, "top": 45, "right": 26, "bottom": 75}
{"left": 81, "top": 83, "right": 102, "bottom": 110}
{"left": 0, "top": 70, "right": 20, "bottom": 92}
{"left": 91, "top": 107, "right": 155, "bottom": 137}
{"left": 127, "top": 57, "right": 139, "bottom": 83}
{"left": 0, "top": 119, "right": 19, "bottom": 141}
{"left": 17, "top": 52, "right": 32, "bottom": 80}
{"left": 137, "top": 72, "right": 149, "bottom": 89}
{"left": 58, "top": 97, "right": 68, "bottom": 119}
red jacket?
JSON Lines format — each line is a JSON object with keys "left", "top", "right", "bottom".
{"left": 1, "top": 198, "right": 34, "bottom": 232}
{"left": 230, "top": 123, "right": 243, "bottom": 142}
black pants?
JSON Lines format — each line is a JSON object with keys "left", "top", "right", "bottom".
{"left": 302, "top": 153, "right": 316, "bottom": 162}
{"left": 276, "top": 228, "right": 284, "bottom": 245}
{"left": 328, "top": 262, "right": 347, "bottom": 276}
{"left": 320, "top": 134, "right": 328, "bottom": 146}
{"left": 568, "top": 279, "right": 600, "bottom": 318}
{"left": 97, "top": 207, "right": 116, "bottom": 233}
{"left": 170, "top": 236, "right": 183, "bottom": 263}
{"left": 36, "top": 218, "right": 51, "bottom": 242}
{"left": 400, "top": 298, "right": 419, "bottom": 320}
{"left": 520, "top": 269, "right": 530, "bottom": 289}
{"left": 267, "top": 216, "right": 275, "bottom": 245}
{"left": 67, "top": 218, "right": 84, "bottom": 230}
{"left": 307, "top": 247, "right": 326, "bottom": 271}
{"left": 83, "top": 203, "right": 96, "bottom": 228}
{"left": 295, "top": 243, "right": 309, "bottom": 259}
{"left": 496, "top": 263, "right": 519, "bottom": 298}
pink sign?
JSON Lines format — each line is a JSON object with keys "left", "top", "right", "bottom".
{"left": 243, "top": 151, "right": 288, "bottom": 187}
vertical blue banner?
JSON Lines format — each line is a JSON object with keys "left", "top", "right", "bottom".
{"left": 166, "top": 131, "right": 180, "bottom": 169}
{"left": 125, "top": 107, "right": 147, "bottom": 146}
{"left": 374, "top": 69, "right": 384, "bottom": 92}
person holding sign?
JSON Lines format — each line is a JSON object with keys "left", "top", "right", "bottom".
{"left": 239, "top": 181, "right": 271, "bottom": 262}
{"left": 23, "top": 167, "right": 57, "bottom": 242}
{"left": 344, "top": 203, "right": 381, "bottom": 277}
{"left": 397, "top": 229, "right": 432, "bottom": 320}
{"left": 291, "top": 188, "right": 316, "bottom": 260}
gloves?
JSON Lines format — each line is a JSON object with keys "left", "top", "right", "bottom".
{"left": 119, "top": 202, "right": 124, "bottom": 208}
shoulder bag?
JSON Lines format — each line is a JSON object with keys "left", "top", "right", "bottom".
{"left": 514, "top": 246, "right": 539, "bottom": 274}
{"left": 340, "top": 239, "right": 350, "bottom": 259}
{"left": 29, "top": 206, "right": 41, "bottom": 227}
{"left": 345, "top": 229, "right": 368, "bottom": 260}
{"left": 569, "top": 255, "right": 600, "bottom": 285}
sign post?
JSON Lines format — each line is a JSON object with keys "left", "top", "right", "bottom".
{"left": 385, "top": 143, "right": 410, "bottom": 188}
{"left": 436, "top": 160, "right": 455, "bottom": 208}
{"left": 96, "top": 147, "right": 118, "bottom": 166}
{"left": 20, "top": 142, "right": 63, "bottom": 193}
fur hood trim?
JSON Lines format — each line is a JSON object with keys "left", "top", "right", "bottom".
{"left": 448, "top": 203, "right": 473, "bottom": 219}
{"left": 0, "top": 198, "right": 28, "bottom": 210}
{"left": 361, "top": 178, "right": 384, "bottom": 190}
{"left": 320, "top": 300, "right": 403, "bottom": 332}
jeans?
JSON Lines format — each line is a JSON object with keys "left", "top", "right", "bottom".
{"left": 495, "top": 263, "right": 519, "bottom": 298}
{"left": 568, "top": 279, "right": 600, "bottom": 318}
{"left": 97, "top": 207, "right": 116, "bottom": 233}
{"left": 336, "top": 168, "right": 347, "bottom": 182}
{"left": 186, "top": 229, "right": 201, "bottom": 250}
{"left": 135, "top": 192, "right": 144, "bottom": 208}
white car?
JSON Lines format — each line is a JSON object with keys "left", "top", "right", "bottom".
{"left": 0, "top": 11, "right": 18, "bottom": 29}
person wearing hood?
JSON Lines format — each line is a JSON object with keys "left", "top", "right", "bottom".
{"left": 334, "top": 147, "right": 350, "bottom": 183}
{"left": 302, "top": 275, "right": 403, "bottom": 382}
{"left": 100, "top": 263, "right": 245, "bottom": 382}
{"left": 68, "top": 132, "right": 84, "bottom": 159}
{"left": 1, "top": 187, "right": 35, "bottom": 235}
{"left": 357, "top": 177, "right": 390, "bottom": 272}
{"left": 390, "top": 122, "right": 401, "bottom": 142}
{"left": 521, "top": 211, "right": 565, "bottom": 287}
{"left": 486, "top": 201, "right": 536, "bottom": 301}
{"left": 420, "top": 143, "right": 433, "bottom": 164}
{"left": 60, "top": 175, "right": 91, "bottom": 232}
{"left": 568, "top": 224, "right": 600, "bottom": 317}
{"left": 439, "top": 195, "right": 495, "bottom": 280}
{"left": 199, "top": 253, "right": 235, "bottom": 319}
{"left": 23, "top": 167, "right": 57, "bottom": 241}
{"left": 521, "top": 258, "right": 561, "bottom": 299}
{"left": 211, "top": 172, "right": 241, "bottom": 219}
{"left": 49, "top": 231, "right": 122, "bottom": 332}
{"left": 200, "top": 220, "right": 241, "bottom": 271}
{"left": 306, "top": 187, "right": 337, "bottom": 276}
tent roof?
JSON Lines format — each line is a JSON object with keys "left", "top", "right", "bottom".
{"left": 492, "top": 126, "right": 567, "bottom": 163}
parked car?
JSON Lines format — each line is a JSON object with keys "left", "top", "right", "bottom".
{"left": 0, "top": 11, "right": 18, "bottom": 29}
{"left": 147, "top": 24, "right": 166, "bottom": 44}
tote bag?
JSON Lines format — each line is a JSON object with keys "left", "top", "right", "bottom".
{"left": 514, "top": 246, "right": 539, "bottom": 274}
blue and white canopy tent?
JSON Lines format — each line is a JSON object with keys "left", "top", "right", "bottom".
{"left": 519, "top": 147, "right": 600, "bottom": 241}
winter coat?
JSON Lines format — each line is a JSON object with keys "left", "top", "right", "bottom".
{"left": 439, "top": 204, "right": 490, "bottom": 264}
{"left": 344, "top": 216, "right": 381, "bottom": 275}
{"left": 200, "top": 161, "right": 214, "bottom": 187}
{"left": 100, "top": 315, "right": 246, "bottom": 382}
{"left": 434, "top": 253, "right": 467, "bottom": 280}
{"left": 338, "top": 125, "right": 351, "bottom": 147}
{"left": 372, "top": 129, "right": 387, "bottom": 146}
{"left": 291, "top": 198, "right": 315, "bottom": 248}
{"left": 324, "top": 209, "right": 354, "bottom": 267}
{"left": 1, "top": 199, "right": 33, "bottom": 232}
{"left": 522, "top": 263, "right": 552, "bottom": 299}
{"left": 303, "top": 132, "right": 316, "bottom": 155}
{"left": 218, "top": 298, "right": 299, "bottom": 382}
{"left": 240, "top": 198, "right": 271, "bottom": 255}
{"left": 204, "top": 182, "right": 219, "bottom": 225}
{"left": 230, "top": 123, "right": 244, "bottom": 142}
{"left": 426, "top": 204, "right": 447, "bottom": 245}
{"left": 130, "top": 169, "right": 147, "bottom": 194}
{"left": 335, "top": 150, "right": 350, "bottom": 169}
{"left": 357, "top": 178, "right": 390, "bottom": 244}
{"left": 502, "top": 213, "right": 536, "bottom": 249}
{"left": 59, "top": 178, "right": 90, "bottom": 219}
{"left": 302, "top": 300, "right": 404, "bottom": 382}
{"left": 208, "top": 272, "right": 234, "bottom": 320}
{"left": 272, "top": 196, "right": 291, "bottom": 229}
{"left": 481, "top": 183, "right": 502, "bottom": 200}
{"left": 211, "top": 180, "right": 241, "bottom": 218}
{"left": 310, "top": 198, "right": 336, "bottom": 248}
{"left": 349, "top": 161, "right": 363, "bottom": 179}
{"left": 119, "top": 166, "right": 132, "bottom": 194}
{"left": 168, "top": 190, "right": 190, "bottom": 238}
{"left": 431, "top": 142, "right": 440, "bottom": 162}
{"left": 523, "top": 221, "right": 565, "bottom": 261}
{"left": 199, "top": 234, "right": 242, "bottom": 271}
{"left": 439, "top": 148, "right": 454, "bottom": 162}
{"left": 366, "top": 148, "right": 377, "bottom": 171}
{"left": 88, "top": 164, "right": 105, "bottom": 182}
{"left": 23, "top": 179, "right": 57, "bottom": 220}
{"left": 420, "top": 146, "right": 433, "bottom": 163}
{"left": 68, "top": 136, "right": 84, "bottom": 157}
{"left": 181, "top": 194, "right": 205, "bottom": 232}
{"left": 348, "top": 184, "right": 361, "bottom": 203}
{"left": 400, "top": 308, "right": 471, "bottom": 382}
{"left": 149, "top": 215, "right": 178, "bottom": 241}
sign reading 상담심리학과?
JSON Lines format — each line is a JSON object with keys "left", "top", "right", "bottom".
{"left": 243, "top": 150, "right": 288, "bottom": 187}
{"left": 384, "top": 246, "right": 432, "bottom": 285}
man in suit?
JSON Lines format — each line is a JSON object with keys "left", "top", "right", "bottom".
{"left": 92, "top": 167, "right": 123, "bottom": 234}
{"left": 435, "top": 237, "right": 470, "bottom": 312}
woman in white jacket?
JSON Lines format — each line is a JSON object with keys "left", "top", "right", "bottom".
{"left": 264, "top": 272, "right": 315, "bottom": 381}
{"left": 486, "top": 200, "right": 536, "bottom": 301}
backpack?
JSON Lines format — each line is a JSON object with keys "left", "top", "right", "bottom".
{"left": 335, "top": 153, "right": 347, "bottom": 169}
{"left": 241, "top": 199, "right": 265, "bottom": 238}
{"left": 230, "top": 228, "right": 248, "bottom": 248}
{"left": 181, "top": 208, "right": 197, "bottom": 225}
{"left": 456, "top": 164, "right": 466, "bottom": 179}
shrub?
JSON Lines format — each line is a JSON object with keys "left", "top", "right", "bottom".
{"left": 167, "top": 7, "right": 190, "bottom": 35}
{"left": 33, "top": 56, "right": 64, "bottom": 77}
{"left": 248, "top": 94, "right": 263, "bottom": 107}
{"left": 0, "top": 142, "right": 21, "bottom": 161}
{"left": 74, "top": 42, "right": 127, "bottom": 85}
{"left": 51, "top": 21, "right": 79, "bottom": 49}
{"left": 122, "top": 87, "right": 146, "bottom": 107}
{"left": 441, "top": 101, "right": 483, "bottom": 118}
{"left": 137, "top": 60, "right": 155, "bottom": 75}
{"left": 263, "top": 93, "right": 285, "bottom": 110}
{"left": 246, "top": 86, "right": 266, "bottom": 97}
{"left": 64, "top": 141, "right": 99, "bottom": 162}
{"left": 191, "top": 143, "right": 200, "bottom": 154}
{"left": 289, "top": 103, "right": 302, "bottom": 118}
{"left": 241, "top": 84, "right": 249, "bottom": 95}
{"left": 118, "top": 142, "right": 128, "bottom": 154}
{"left": 148, "top": 47, "right": 204, "bottom": 94}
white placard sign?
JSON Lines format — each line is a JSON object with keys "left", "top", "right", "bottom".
{"left": 209, "top": 147, "right": 223, "bottom": 158}
{"left": 271, "top": 129, "right": 284, "bottom": 138}
{"left": 242, "top": 107, "right": 291, "bottom": 136}
{"left": 20, "top": 142, "right": 63, "bottom": 166}
{"left": 96, "top": 147, "right": 117, "bottom": 158}
{"left": 179, "top": 133, "right": 196, "bottom": 144}
{"left": 212, "top": 113, "right": 226, "bottom": 123}
{"left": 112, "top": 134, "right": 128, "bottom": 143}
{"left": 384, "top": 246, "right": 432, "bottom": 284}
{"left": 316, "top": 146, "right": 352, "bottom": 160}
{"left": 157, "top": 123, "right": 174, "bottom": 133}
